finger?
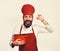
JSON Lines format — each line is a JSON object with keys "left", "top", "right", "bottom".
{"left": 13, "top": 41, "right": 17, "bottom": 45}
{"left": 16, "top": 39, "right": 21, "bottom": 42}
{"left": 38, "top": 14, "right": 42, "bottom": 16}
{"left": 36, "top": 17, "right": 39, "bottom": 19}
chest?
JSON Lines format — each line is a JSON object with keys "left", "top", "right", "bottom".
{"left": 20, "top": 26, "right": 34, "bottom": 34}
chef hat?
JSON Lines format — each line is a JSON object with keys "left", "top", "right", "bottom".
{"left": 21, "top": 4, "right": 35, "bottom": 16}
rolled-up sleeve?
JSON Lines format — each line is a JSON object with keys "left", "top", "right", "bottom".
{"left": 45, "top": 24, "right": 54, "bottom": 33}
{"left": 34, "top": 24, "right": 54, "bottom": 33}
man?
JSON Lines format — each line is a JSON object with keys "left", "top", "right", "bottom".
{"left": 10, "top": 4, "right": 53, "bottom": 51}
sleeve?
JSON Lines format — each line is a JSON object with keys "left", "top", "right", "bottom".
{"left": 12, "top": 24, "right": 21, "bottom": 34}
{"left": 36, "top": 24, "right": 54, "bottom": 33}
{"left": 9, "top": 24, "right": 21, "bottom": 48}
{"left": 45, "top": 24, "right": 54, "bottom": 33}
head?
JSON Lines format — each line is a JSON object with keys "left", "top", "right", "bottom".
{"left": 21, "top": 4, "right": 35, "bottom": 28}
{"left": 23, "top": 15, "right": 33, "bottom": 28}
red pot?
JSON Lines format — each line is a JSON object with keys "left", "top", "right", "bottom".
{"left": 13, "top": 34, "right": 27, "bottom": 43}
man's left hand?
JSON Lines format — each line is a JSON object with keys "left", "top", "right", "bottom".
{"left": 36, "top": 14, "right": 48, "bottom": 25}
{"left": 36, "top": 14, "right": 44, "bottom": 21}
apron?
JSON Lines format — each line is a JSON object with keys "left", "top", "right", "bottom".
{"left": 19, "top": 26, "right": 38, "bottom": 51}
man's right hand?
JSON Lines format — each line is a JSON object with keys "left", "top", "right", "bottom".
{"left": 13, "top": 39, "right": 25, "bottom": 46}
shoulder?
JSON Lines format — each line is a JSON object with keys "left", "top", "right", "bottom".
{"left": 12, "top": 24, "right": 22, "bottom": 34}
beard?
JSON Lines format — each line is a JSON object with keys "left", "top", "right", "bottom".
{"left": 23, "top": 20, "right": 32, "bottom": 28}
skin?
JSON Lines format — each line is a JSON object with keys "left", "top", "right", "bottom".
{"left": 36, "top": 14, "right": 48, "bottom": 25}
{"left": 13, "top": 14, "right": 48, "bottom": 45}
{"left": 23, "top": 15, "right": 33, "bottom": 22}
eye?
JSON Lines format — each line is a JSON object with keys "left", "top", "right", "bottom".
{"left": 29, "top": 16, "right": 32, "bottom": 18}
{"left": 24, "top": 16, "right": 27, "bottom": 18}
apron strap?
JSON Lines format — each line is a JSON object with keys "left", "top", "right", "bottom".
{"left": 32, "top": 27, "right": 34, "bottom": 34}
{"left": 20, "top": 25, "right": 23, "bottom": 34}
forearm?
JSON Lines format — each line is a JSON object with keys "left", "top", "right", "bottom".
{"left": 41, "top": 18, "right": 48, "bottom": 25}
{"left": 37, "top": 14, "right": 54, "bottom": 33}
{"left": 45, "top": 24, "right": 54, "bottom": 33}
{"left": 41, "top": 19, "right": 53, "bottom": 33}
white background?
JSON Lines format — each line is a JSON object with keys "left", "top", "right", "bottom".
{"left": 0, "top": 0, "right": 60, "bottom": 51}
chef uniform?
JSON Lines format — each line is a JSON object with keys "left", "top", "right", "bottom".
{"left": 10, "top": 4, "right": 53, "bottom": 51}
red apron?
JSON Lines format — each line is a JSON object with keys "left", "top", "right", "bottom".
{"left": 19, "top": 26, "right": 38, "bottom": 51}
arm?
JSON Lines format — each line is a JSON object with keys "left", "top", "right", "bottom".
{"left": 36, "top": 14, "right": 54, "bottom": 33}
{"left": 9, "top": 36, "right": 25, "bottom": 48}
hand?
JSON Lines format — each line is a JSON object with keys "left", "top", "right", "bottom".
{"left": 36, "top": 14, "right": 44, "bottom": 21}
{"left": 13, "top": 39, "right": 25, "bottom": 46}
{"left": 36, "top": 14, "right": 48, "bottom": 25}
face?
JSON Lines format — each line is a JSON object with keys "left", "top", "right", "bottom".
{"left": 23, "top": 15, "right": 33, "bottom": 28}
